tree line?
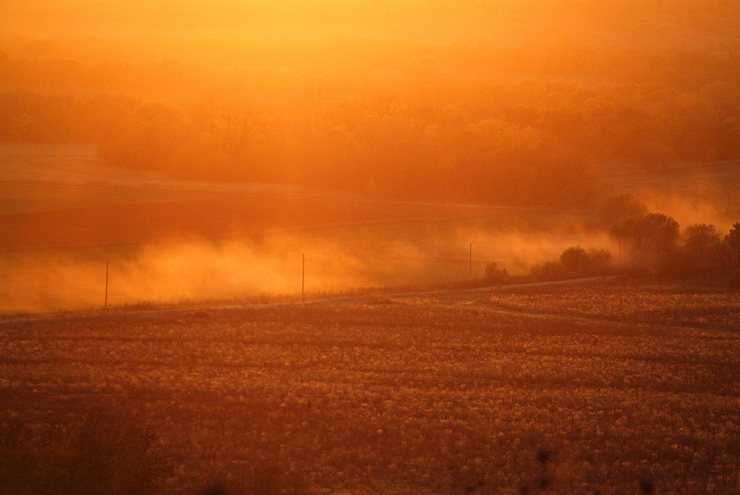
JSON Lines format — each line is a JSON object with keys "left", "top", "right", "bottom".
{"left": 498, "top": 195, "right": 740, "bottom": 286}
{"left": 2, "top": 74, "right": 739, "bottom": 208}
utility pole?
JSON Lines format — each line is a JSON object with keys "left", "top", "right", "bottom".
{"left": 469, "top": 243, "right": 472, "bottom": 281}
{"left": 302, "top": 253, "right": 305, "bottom": 303}
{"left": 104, "top": 260, "right": 109, "bottom": 309}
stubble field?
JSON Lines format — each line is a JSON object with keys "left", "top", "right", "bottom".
{"left": 1, "top": 279, "right": 739, "bottom": 495}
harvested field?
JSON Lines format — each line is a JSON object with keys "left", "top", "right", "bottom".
{"left": 1, "top": 280, "right": 739, "bottom": 494}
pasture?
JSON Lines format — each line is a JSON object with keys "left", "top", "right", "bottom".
{"left": 1, "top": 279, "right": 739, "bottom": 494}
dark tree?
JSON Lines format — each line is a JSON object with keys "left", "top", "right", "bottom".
{"left": 598, "top": 194, "right": 648, "bottom": 228}
{"left": 682, "top": 223, "right": 723, "bottom": 275}
{"left": 724, "top": 223, "right": 740, "bottom": 268}
{"left": 610, "top": 213, "right": 679, "bottom": 272}
{"left": 619, "top": 213, "right": 679, "bottom": 254}
{"left": 560, "top": 246, "right": 590, "bottom": 274}
{"left": 560, "top": 246, "right": 612, "bottom": 275}
{"left": 484, "top": 262, "right": 511, "bottom": 284}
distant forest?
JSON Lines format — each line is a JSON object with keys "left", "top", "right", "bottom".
{"left": 1, "top": 36, "right": 739, "bottom": 208}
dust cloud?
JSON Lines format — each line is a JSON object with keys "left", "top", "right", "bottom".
{"left": 2, "top": 1, "right": 739, "bottom": 312}
{"left": 641, "top": 194, "right": 737, "bottom": 234}
{"left": 0, "top": 226, "right": 611, "bottom": 313}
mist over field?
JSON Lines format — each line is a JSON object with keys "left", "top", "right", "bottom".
{"left": 1, "top": 0, "right": 740, "bottom": 310}
{"left": 1, "top": 223, "right": 616, "bottom": 312}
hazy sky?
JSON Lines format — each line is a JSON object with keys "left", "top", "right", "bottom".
{"left": 2, "top": 0, "right": 737, "bottom": 60}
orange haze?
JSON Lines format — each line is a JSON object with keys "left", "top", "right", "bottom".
{"left": 1, "top": 1, "right": 739, "bottom": 311}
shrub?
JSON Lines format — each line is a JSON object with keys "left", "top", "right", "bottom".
{"left": 484, "top": 262, "right": 511, "bottom": 284}
{"left": 531, "top": 261, "right": 566, "bottom": 281}
{"left": 586, "top": 248, "right": 613, "bottom": 274}
{"left": 560, "top": 246, "right": 590, "bottom": 274}
{"left": 560, "top": 246, "right": 612, "bottom": 276}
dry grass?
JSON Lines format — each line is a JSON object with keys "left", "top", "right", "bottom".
{"left": 486, "top": 277, "right": 740, "bottom": 331}
{"left": 1, "top": 280, "right": 739, "bottom": 494}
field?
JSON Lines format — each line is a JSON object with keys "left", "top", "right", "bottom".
{"left": 2, "top": 278, "right": 739, "bottom": 495}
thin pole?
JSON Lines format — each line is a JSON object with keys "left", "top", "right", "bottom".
{"left": 104, "top": 260, "right": 109, "bottom": 309}
{"left": 469, "top": 243, "right": 472, "bottom": 280}
{"left": 302, "top": 253, "right": 305, "bottom": 303}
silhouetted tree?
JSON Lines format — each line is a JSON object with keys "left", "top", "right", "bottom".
{"left": 681, "top": 223, "right": 723, "bottom": 275}
{"left": 611, "top": 213, "right": 679, "bottom": 272}
{"left": 586, "top": 248, "right": 613, "bottom": 274}
{"left": 559, "top": 246, "right": 612, "bottom": 276}
{"left": 724, "top": 223, "right": 740, "bottom": 268}
{"left": 531, "top": 261, "right": 566, "bottom": 281}
{"left": 598, "top": 194, "right": 648, "bottom": 228}
{"left": 560, "top": 246, "right": 590, "bottom": 274}
{"left": 484, "top": 262, "right": 511, "bottom": 284}
{"left": 633, "top": 213, "right": 679, "bottom": 254}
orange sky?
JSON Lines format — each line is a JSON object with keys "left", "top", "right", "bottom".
{"left": 2, "top": 0, "right": 738, "bottom": 62}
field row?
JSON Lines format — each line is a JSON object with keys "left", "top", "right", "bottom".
{"left": 484, "top": 279, "right": 740, "bottom": 331}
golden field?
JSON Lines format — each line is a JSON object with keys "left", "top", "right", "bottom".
{"left": 1, "top": 279, "right": 739, "bottom": 494}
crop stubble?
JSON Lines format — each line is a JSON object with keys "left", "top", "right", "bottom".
{"left": 0, "top": 284, "right": 739, "bottom": 494}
